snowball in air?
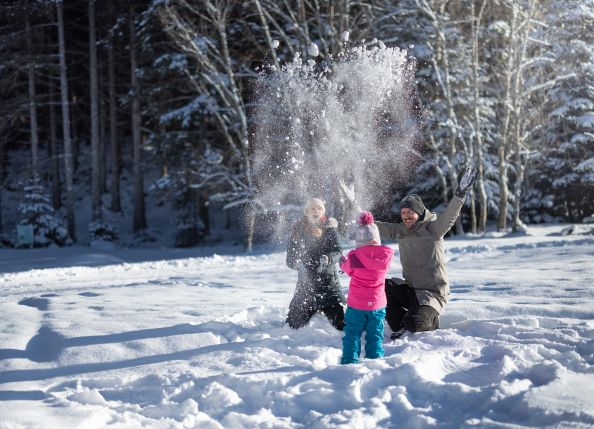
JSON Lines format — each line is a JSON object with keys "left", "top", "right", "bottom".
{"left": 341, "top": 31, "right": 350, "bottom": 42}
{"left": 272, "top": 40, "right": 280, "bottom": 49}
{"left": 308, "top": 42, "right": 319, "bottom": 57}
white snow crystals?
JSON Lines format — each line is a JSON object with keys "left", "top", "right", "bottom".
{"left": 252, "top": 41, "right": 417, "bottom": 212}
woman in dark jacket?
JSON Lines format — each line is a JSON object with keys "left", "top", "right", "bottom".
{"left": 286, "top": 198, "right": 345, "bottom": 330}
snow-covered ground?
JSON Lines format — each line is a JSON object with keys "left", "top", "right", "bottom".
{"left": 1, "top": 224, "right": 594, "bottom": 428}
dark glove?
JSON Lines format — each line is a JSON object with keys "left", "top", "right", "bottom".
{"left": 455, "top": 165, "right": 478, "bottom": 198}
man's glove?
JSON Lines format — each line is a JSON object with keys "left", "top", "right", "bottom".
{"left": 317, "top": 255, "right": 329, "bottom": 273}
{"left": 455, "top": 165, "right": 478, "bottom": 198}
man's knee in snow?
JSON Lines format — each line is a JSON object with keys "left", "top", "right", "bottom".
{"left": 404, "top": 306, "right": 439, "bottom": 332}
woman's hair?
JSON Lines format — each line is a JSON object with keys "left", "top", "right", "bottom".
{"left": 303, "top": 198, "right": 326, "bottom": 215}
{"left": 303, "top": 198, "right": 326, "bottom": 237}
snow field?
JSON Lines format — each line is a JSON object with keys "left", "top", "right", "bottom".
{"left": 0, "top": 224, "right": 593, "bottom": 428}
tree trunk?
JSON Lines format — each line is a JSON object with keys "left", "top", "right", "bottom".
{"left": 0, "top": 139, "right": 4, "bottom": 234}
{"left": 26, "top": 15, "right": 40, "bottom": 182}
{"left": 71, "top": 95, "right": 80, "bottom": 174}
{"left": 49, "top": 83, "right": 61, "bottom": 209}
{"left": 497, "top": 5, "right": 520, "bottom": 232}
{"left": 108, "top": 0, "right": 121, "bottom": 213}
{"left": 497, "top": 146, "right": 508, "bottom": 230}
{"left": 469, "top": 192, "right": 477, "bottom": 234}
{"left": 443, "top": 149, "right": 462, "bottom": 235}
{"left": 512, "top": 153, "right": 526, "bottom": 232}
{"left": 57, "top": 1, "right": 76, "bottom": 241}
{"left": 99, "top": 77, "right": 107, "bottom": 195}
{"left": 476, "top": 167, "right": 487, "bottom": 232}
{"left": 214, "top": 5, "right": 254, "bottom": 249}
{"left": 471, "top": 1, "right": 488, "bottom": 233}
{"left": 435, "top": 2, "right": 463, "bottom": 234}
{"left": 156, "top": 96, "right": 168, "bottom": 177}
{"left": 427, "top": 136, "right": 449, "bottom": 205}
{"left": 510, "top": 0, "right": 537, "bottom": 232}
{"left": 243, "top": 204, "right": 255, "bottom": 252}
{"left": 130, "top": 4, "right": 147, "bottom": 233}
{"left": 89, "top": 0, "right": 101, "bottom": 220}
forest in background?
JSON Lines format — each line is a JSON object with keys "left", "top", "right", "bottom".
{"left": 0, "top": 0, "right": 593, "bottom": 250}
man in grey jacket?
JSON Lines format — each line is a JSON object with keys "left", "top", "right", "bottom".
{"left": 375, "top": 167, "right": 477, "bottom": 339}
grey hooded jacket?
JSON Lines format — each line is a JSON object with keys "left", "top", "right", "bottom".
{"left": 375, "top": 196, "right": 465, "bottom": 314}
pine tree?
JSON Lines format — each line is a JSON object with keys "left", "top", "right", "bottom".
{"left": 527, "top": 0, "right": 594, "bottom": 222}
{"left": 18, "top": 179, "right": 69, "bottom": 247}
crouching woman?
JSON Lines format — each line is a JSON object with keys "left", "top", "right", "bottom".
{"left": 286, "top": 198, "right": 345, "bottom": 330}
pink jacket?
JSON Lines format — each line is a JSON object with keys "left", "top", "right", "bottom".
{"left": 340, "top": 245, "right": 394, "bottom": 311}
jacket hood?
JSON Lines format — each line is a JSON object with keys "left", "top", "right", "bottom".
{"left": 354, "top": 245, "right": 394, "bottom": 270}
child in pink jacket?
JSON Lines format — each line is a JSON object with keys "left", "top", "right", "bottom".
{"left": 340, "top": 211, "right": 394, "bottom": 364}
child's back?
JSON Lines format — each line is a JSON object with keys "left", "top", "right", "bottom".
{"left": 340, "top": 245, "right": 394, "bottom": 310}
{"left": 339, "top": 211, "right": 394, "bottom": 364}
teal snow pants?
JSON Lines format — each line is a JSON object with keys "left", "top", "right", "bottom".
{"left": 341, "top": 306, "right": 386, "bottom": 364}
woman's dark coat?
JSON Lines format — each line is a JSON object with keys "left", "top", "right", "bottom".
{"left": 286, "top": 217, "right": 345, "bottom": 327}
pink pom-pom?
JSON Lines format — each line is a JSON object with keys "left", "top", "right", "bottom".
{"left": 357, "top": 211, "right": 374, "bottom": 225}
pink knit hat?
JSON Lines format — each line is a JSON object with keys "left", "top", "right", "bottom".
{"left": 355, "top": 211, "right": 381, "bottom": 247}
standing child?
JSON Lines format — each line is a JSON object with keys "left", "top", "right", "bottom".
{"left": 340, "top": 211, "right": 394, "bottom": 364}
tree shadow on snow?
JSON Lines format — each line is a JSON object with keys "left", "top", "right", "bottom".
{"left": 0, "top": 390, "right": 46, "bottom": 401}
{"left": 0, "top": 326, "right": 66, "bottom": 363}
{"left": 0, "top": 320, "right": 283, "bottom": 385}
{"left": 0, "top": 243, "right": 279, "bottom": 273}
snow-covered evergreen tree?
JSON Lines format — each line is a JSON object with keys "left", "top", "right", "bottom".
{"left": 526, "top": 0, "right": 594, "bottom": 222}
{"left": 88, "top": 217, "right": 118, "bottom": 243}
{"left": 150, "top": 151, "right": 222, "bottom": 247}
{"left": 18, "top": 181, "right": 69, "bottom": 247}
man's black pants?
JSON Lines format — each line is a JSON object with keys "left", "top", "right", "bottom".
{"left": 385, "top": 279, "right": 439, "bottom": 333}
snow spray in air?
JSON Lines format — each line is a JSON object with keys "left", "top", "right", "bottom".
{"left": 252, "top": 40, "right": 421, "bottom": 240}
